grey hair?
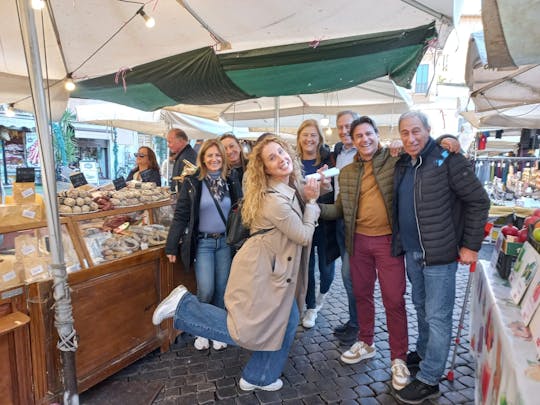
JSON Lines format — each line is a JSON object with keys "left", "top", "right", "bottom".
{"left": 398, "top": 111, "right": 430, "bottom": 130}
{"left": 336, "top": 110, "right": 360, "bottom": 121}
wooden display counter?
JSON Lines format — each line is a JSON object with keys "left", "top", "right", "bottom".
{"left": 0, "top": 200, "right": 196, "bottom": 404}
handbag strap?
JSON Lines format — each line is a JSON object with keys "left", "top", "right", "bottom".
{"left": 204, "top": 178, "right": 227, "bottom": 226}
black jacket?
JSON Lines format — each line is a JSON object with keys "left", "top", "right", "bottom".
{"left": 391, "top": 138, "right": 490, "bottom": 265}
{"left": 305, "top": 145, "right": 339, "bottom": 265}
{"left": 165, "top": 171, "right": 239, "bottom": 269}
{"left": 170, "top": 144, "right": 198, "bottom": 192}
{"left": 126, "top": 167, "right": 161, "bottom": 186}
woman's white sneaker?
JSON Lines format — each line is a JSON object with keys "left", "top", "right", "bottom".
{"left": 239, "top": 378, "right": 283, "bottom": 391}
{"left": 340, "top": 341, "right": 376, "bottom": 364}
{"left": 152, "top": 285, "right": 188, "bottom": 325}
{"left": 212, "top": 340, "right": 227, "bottom": 351}
{"left": 391, "top": 358, "right": 410, "bottom": 390}
{"left": 194, "top": 336, "right": 210, "bottom": 350}
{"left": 302, "top": 309, "right": 318, "bottom": 328}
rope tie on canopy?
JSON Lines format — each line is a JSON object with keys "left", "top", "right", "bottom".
{"left": 51, "top": 263, "right": 79, "bottom": 352}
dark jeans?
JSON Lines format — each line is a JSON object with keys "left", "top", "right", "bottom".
{"left": 306, "top": 225, "right": 336, "bottom": 309}
{"left": 336, "top": 218, "right": 357, "bottom": 328}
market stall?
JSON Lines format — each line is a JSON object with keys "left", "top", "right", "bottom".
{"left": 0, "top": 182, "right": 196, "bottom": 404}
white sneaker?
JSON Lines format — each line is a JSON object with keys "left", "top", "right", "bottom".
{"left": 152, "top": 285, "right": 188, "bottom": 325}
{"left": 194, "top": 336, "right": 210, "bottom": 350}
{"left": 212, "top": 340, "right": 227, "bottom": 351}
{"left": 340, "top": 341, "right": 376, "bottom": 364}
{"left": 302, "top": 309, "right": 318, "bottom": 328}
{"left": 239, "top": 378, "right": 283, "bottom": 391}
{"left": 391, "top": 359, "right": 410, "bottom": 390}
{"left": 315, "top": 292, "right": 326, "bottom": 311}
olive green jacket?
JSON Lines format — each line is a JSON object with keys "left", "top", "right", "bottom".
{"left": 320, "top": 146, "right": 397, "bottom": 255}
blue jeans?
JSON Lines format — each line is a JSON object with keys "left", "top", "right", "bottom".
{"left": 174, "top": 292, "right": 300, "bottom": 386}
{"left": 405, "top": 251, "right": 457, "bottom": 385}
{"left": 336, "top": 219, "right": 357, "bottom": 328}
{"left": 306, "top": 225, "right": 336, "bottom": 309}
{"left": 194, "top": 235, "right": 231, "bottom": 309}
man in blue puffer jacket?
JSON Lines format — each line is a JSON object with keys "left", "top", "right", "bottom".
{"left": 392, "top": 111, "right": 490, "bottom": 404}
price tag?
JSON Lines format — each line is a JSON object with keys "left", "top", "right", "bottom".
{"left": 22, "top": 209, "right": 36, "bottom": 219}
{"left": 70, "top": 172, "right": 88, "bottom": 188}
{"left": 30, "top": 265, "right": 44, "bottom": 276}
{"left": 140, "top": 242, "right": 149, "bottom": 250}
{"left": 16, "top": 167, "right": 35, "bottom": 183}
{"left": 21, "top": 244, "right": 36, "bottom": 256}
{"left": 2, "top": 271, "right": 16, "bottom": 282}
{"left": 21, "top": 188, "right": 35, "bottom": 198}
{"left": 113, "top": 176, "right": 127, "bottom": 190}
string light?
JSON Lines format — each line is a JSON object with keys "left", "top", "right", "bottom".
{"left": 5, "top": 104, "right": 16, "bottom": 117}
{"left": 64, "top": 74, "right": 76, "bottom": 92}
{"left": 137, "top": 7, "right": 155, "bottom": 28}
{"left": 325, "top": 127, "right": 333, "bottom": 136}
{"left": 31, "top": 0, "right": 45, "bottom": 10}
{"left": 320, "top": 117, "right": 329, "bottom": 127}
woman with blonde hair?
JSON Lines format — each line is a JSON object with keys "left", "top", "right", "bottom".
{"left": 155, "top": 136, "right": 321, "bottom": 391}
{"left": 296, "top": 119, "right": 339, "bottom": 328}
{"left": 165, "top": 139, "right": 237, "bottom": 351}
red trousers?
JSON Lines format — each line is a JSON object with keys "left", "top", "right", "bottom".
{"left": 350, "top": 233, "right": 408, "bottom": 361}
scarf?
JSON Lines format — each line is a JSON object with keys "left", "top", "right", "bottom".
{"left": 206, "top": 172, "right": 227, "bottom": 201}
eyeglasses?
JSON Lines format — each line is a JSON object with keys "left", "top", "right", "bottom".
{"left": 134, "top": 153, "right": 147, "bottom": 158}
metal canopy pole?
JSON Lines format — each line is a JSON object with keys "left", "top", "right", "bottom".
{"left": 16, "top": 1, "right": 79, "bottom": 404}
{"left": 274, "top": 96, "right": 280, "bottom": 134}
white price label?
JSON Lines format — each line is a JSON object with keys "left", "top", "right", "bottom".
{"left": 2, "top": 271, "right": 16, "bottom": 282}
{"left": 140, "top": 242, "right": 149, "bottom": 250}
{"left": 30, "top": 265, "right": 44, "bottom": 276}
{"left": 22, "top": 209, "right": 36, "bottom": 219}
{"left": 21, "top": 188, "right": 35, "bottom": 198}
{"left": 21, "top": 244, "right": 36, "bottom": 256}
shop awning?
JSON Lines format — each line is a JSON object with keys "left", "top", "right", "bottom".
{"left": 0, "top": 115, "right": 36, "bottom": 132}
{"left": 463, "top": 31, "right": 540, "bottom": 129}
{"left": 482, "top": 0, "right": 540, "bottom": 68}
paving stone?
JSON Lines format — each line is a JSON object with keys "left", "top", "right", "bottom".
{"left": 80, "top": 245, "right": 495, "bottom": 405}
{"left": 355, "top": 385, "right": 375, "bottom": 397}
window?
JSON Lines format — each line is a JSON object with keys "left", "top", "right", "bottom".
{"left": 415, "top": 64, "right": 429, "bottom": 93}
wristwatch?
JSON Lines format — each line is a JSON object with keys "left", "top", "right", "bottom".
{"left": 308, "top": 198, "right": 317, "bottom": 204}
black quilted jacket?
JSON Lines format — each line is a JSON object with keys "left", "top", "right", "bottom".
{"left": 391, "top": 138, "right": 490, "bottom": 265}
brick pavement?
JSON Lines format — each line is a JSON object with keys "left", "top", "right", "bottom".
{"left": 83, "top": 245, "right": 494, "bottom": 404}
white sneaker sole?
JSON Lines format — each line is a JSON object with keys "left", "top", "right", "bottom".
{"left": 238, "top": 378, "right": 283, "bottom": 391}
{"left": 340, "top": 349, "right": 376, "bottom": 364}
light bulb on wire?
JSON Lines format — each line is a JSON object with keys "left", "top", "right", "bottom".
{"left": 320, "top": 117, "right": 329, "bottom": 127}
{"left": 31, "top": 0, "right": 45, "bottom": 10}
{"left": 6, "top": 104, "right": 16, "bottom": 117}
{"left": 64, "top": 75, "right": 76, "bottom": 92}
{"left": 325, "top": 127, "right": 333, "bottom": 136}
{"left": 137, "top": 7, "right": 155, "bottom": 28}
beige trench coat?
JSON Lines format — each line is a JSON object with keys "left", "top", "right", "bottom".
{"left": 225, "top": 180, "right": 320, "bottom": 351}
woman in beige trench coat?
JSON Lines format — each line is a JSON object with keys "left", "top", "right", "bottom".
{"left": 152, "top": 136, "right": 321, "bottom": 392}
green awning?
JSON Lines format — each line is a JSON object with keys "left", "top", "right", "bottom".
{"left": 73, "top": 22, "right": 436, "bottom": 111}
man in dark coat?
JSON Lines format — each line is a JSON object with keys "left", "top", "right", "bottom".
{"left": 166, "top": 128, "right": 197, "bottom": 192}
{"left": 392, "top": 111, "right": 490, "bottom": 404}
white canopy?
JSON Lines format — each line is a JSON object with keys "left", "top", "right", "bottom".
{"left": 463, "top": 31, "right": 540, "bottom": 129}
{"left": 1, "top": 1, "right": 462, "bottom": 119}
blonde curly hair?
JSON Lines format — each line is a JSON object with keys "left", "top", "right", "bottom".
{"left": 242, "top": 136, "right": 302, "bottom": 227}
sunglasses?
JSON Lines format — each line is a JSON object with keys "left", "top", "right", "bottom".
{"left": 134, "top": 153, "right": 147, "bottom": 158}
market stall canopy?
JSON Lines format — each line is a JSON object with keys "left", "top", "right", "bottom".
{"left": 463, "top": 31, "right": 540, "bottom": 129}
{"left": 482, "top": 0, "right": 540, "bottom": 68}
{"left": 0, "top": 0, "right": 463, "bottom": 119}
{"left": 165, "top": 77, "right": 411, "bottom": 133}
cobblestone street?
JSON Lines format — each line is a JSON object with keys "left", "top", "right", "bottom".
{"left": 82, "top": 245, "right": 493, "bottom": 404}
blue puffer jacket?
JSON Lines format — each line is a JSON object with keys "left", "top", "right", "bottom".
{"left": 391, "top": 138, "right": 490, "bottom": 265}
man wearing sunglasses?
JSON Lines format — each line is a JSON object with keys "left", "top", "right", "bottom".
{"left": 167, "top": 128, "right": 197, "bottom": 192}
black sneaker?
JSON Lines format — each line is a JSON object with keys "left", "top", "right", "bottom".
{"left": 334, "top": 322, "right": 352, "bottom": 335}
{"left": 395, "top": 379, "right": 440, "bottom": 404}
{"left": 336, "top": 326, "right": 358, "bottom": 345}
{"left": 406, "top": 351, "right": 422, "bottom": 368}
